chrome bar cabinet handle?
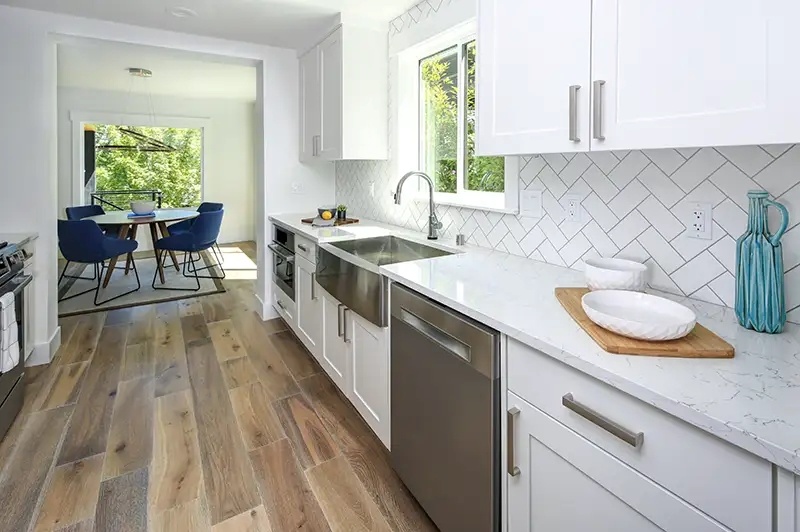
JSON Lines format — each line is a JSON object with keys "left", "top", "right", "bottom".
{"left": 298, "top": 243, "right": 308, "bottom": 252}
{"left": 568, "top": 85, "right": 580, "bottom": 142}
{"left": 562, "top": 393, "right": 643, "bottom": 448}
{"left": 507, "top": 407, "right": 521, "bottom": 477}
{"left": 342, "top": 308, "right": 351, "bottom": 344}
{"left": 337, "top": 304, "right": 345, "bottom": 338}
{"left": 311, "top": 272, "right": 317, "bottom": 300}
{"left": 592, "top": 80, "right": 606, "bottom": 140}
{"left": 276, "top": 299, "right": 285, "bottom": 310}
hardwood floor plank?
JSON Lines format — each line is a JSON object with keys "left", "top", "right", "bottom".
{"left": 202, "top": 295, "right": 231, "bottom": 324}
{"left": 58, "top": 325, "right": 127, "bottom": 466}
{"left": 59, "top": 312, "right": 107, "bottom": 365}
{"left": 232, "top": 311, "right": 299, "bottom": 400}
{"left": 186, "top": 337, "right": 260, "bottom": 525}
{"left": 152, "top": 497, "right": 211, "bottom": 532}
{"left": 121, "top": 342, "right": 155, "bottom": 382}
{"left": 220, "top": 355, "right": 258, "bottom": 390}
{"left": 150, "top": 390, "right": 203, "bottom": 512}
{"left": 34, "top": 453, "right": 105, "bottom": 531}
{"left": 154, "top": 316, "right": 190, "bottom": 397}
{"left": 94, "top": 467, "right": 148, "bottom": 532}
{"left": 55, "top": 519, "right": 94, "bottom": 532}
{"left": 211, "top": 505, "right": 272, "bottom": 532}
{"left": 178, "top": 298, "right": 204, "bottom": 318}
{"left": 259, "top": 317, "right": 287, "bottom": 336}
{"left": 0, "top": 406, "right": 73, "bottom": 532}
{"left": 181, "top": 313, "right": 210, "bottom": 347}
{"left": 270, "top": 330, "right": 320, "bottom": 380}
{"left": 273, "top": 393, "right": 338, "bottom": 470}
{"left": 155, "top": 300, "right": 179, "bottom": 320}
{"left": 229, "top": 382, "right": 284, "bottom": 451}
{"left": 208, "top": 319, "right": 247, "bottom": 362}
{"left": 103, "top": 377, "right": 154, "bottom": 479}
{"left": 299, "top": 374, "right": 437, "bottom": 532}
{"left": 57, "top": 315, "right": 82, "bottom": 354}
{"left": 249, "top": 439, "right": 330, "bottom": 532}
{"left": 33, "top": 361, "right": 89, "bottom": 411}
{"left": 105, "top": 307, "right": 133, "bottom": 326}
{"left": 127, "top": 306, "right": 155, "bottom": 346}
{"left": 306, "top": 456, "right": 392, "bottom": 532}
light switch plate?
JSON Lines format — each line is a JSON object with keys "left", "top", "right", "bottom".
{"left": 519, "top": 190, "right": 543, "bottom": 218}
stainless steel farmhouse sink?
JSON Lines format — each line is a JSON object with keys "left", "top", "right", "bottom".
{"left": 328, "top": 235, "right": 453, "bottom": 266}
{"left": 316, "top": 236, "right": 455, "bottom": 327}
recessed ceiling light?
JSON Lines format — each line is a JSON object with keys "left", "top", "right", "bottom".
{"left": 166, "top": 6, "right": 198, "bottom": 18}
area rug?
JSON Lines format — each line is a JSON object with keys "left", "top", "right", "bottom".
{"left": 58, "top": 251, "right": 225, "bottom": 317}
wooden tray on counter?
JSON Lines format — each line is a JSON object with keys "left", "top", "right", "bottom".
{"left": 555, "top": 287, "right": 734, "bottom": 358}
{"left": 301, "top": 217, "right": 360, "bottom": 226}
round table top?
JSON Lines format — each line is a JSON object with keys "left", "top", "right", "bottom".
{"left": 85, "top": 209, "right": 200, "bottom": 225}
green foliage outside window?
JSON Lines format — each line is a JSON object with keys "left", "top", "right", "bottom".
{"left": 420, "top": 40, "right": 504, "bottom": 194}
{"left": 94, "top": 125, "right": 202, "bottom": 209}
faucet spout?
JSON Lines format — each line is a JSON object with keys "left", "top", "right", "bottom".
{"left": 394, "top": 171, "right": 443, "bottom": 240}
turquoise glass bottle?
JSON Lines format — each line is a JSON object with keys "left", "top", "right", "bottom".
{"left": 735, "top": 190, "right": 789, "bottom": 333}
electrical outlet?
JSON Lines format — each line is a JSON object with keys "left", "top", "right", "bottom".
{"left": 519, "top": 190, "right": 543, "bottom": 218}
{"left": 290, "top": 181, "right": 302, "bottom": 194}
{"left": 562, "top": 194, "right": 582, "bottom": 222}
{"left": 688, "top": 202, "right": 713, "bottom": 240}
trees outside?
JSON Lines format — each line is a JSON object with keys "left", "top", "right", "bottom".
{"left": 94, "top": 125, "right": 202, "bottom": 209}
{"left": 420, "top": 40, "right": 504, "bottom": 194}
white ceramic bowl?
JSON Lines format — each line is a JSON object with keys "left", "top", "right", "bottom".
{"left": 584, "top": 257, "right": 648, "bottom": 291}
{"left": 581, "top": 290, "right": 696, "bottom": 341}
{"left": 130, "top": 201, "right": 156, "bottom": 215}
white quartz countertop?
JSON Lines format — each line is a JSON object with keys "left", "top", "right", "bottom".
{"left": 0, "top": 232, "right": 38, "bottom": 248}
{"left": 269, "top": 213, "right": 800, "bottom": 473}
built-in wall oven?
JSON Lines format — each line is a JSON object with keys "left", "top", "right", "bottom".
{"left": 269, "top": 225, "right": 295, "bottom": 301}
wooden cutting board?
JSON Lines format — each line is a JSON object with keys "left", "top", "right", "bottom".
{"left": 555, "top": 287, "right": 734, "bottom": 358}
{"left": 301, "top": 217, "right": 360, "bottom": 226}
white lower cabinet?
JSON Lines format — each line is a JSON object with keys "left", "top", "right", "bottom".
{"left": 318, "top": 287, "right": 390, "bottom": 448}
{"left": 507, "top": 391, "right": 727, "bottom": 532}
{"left": 294, "top": 256, "right": 322, "bottom": 361}
{"left": 271, "top": 281, "right": 295, "bottom": 326}
{"left": 776, "top": 469, "right": 800, "bottom": 532}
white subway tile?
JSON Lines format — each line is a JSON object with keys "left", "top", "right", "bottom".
{"left": 671, "top": 251, "right": 725, "bottom": 295}
{"left": 643, "top": 149, "right": 685, "bottom": 175}
{"left": 715, "top": 145, "right": 773, "bottom": 177}
{"left": 709, "top": 235, "right": 737, "bottom": 273}
{"left": 581, "top": 221, "right": 619, "bottom": 257}
{"left": 637, "top": 163, "right": 685, "bottom": 207}
{"left": 754, "top": 145, "right": 800, "bottom": 196}
{"left": 582, "top": 192, "right": 619, "bottom": 232}
{"left": 670, "top": 148, "right": 725, "bottom": 192}
{"left": 608, "top": 179, "right": 649, "bottom": 218}
{"left": 607, "top": 151, "right": 648, "bottom": 189}
{"left": 608, "top": 210, "right": 648, "bottom": 249}
{"left": 587, "top": 151, "right": 620, "bottom": 174}
{"left": 637, "top": 196, "right": 684, "bottom": 241}
{"left": 709, "top": 162, "right": 760, "bottom": 210}
{"left": 558, "top": 153, "right": 592, "bottom": 186}
{"left": 582, "top": 164, "right": 619, "bottom": 202}
{"left": 637, "top": 227, "right": 684, "bottom": 274}
{"left": 559, "top": 233, "right": 592, "bottom": 267}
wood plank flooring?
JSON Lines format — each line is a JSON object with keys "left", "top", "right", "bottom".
{"left": 0, "top": 241, "right": 437, "bottom": 531}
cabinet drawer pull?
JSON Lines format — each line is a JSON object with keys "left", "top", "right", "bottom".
{"left": 337, "top": 304, "right": 345, "bottom": 338}
{"left": 311, "top": 272, "right": 317, "bottom": 300}
{"left": 507, "top": 407, "right": 521, "bottom": 477}
{"left": 568, "top": 85, "right": 580, "bottom": 142}
{"left": 562, "top": 393, "right": 643, "bottom": 448}
{"left": 298, "top": 243, "right": 308, "bottom": 252}
{"left": 592, "top": 80, "right": 606, "bottom": 140}
{"left": 343, "top": 308, "right": 351, "bottom": 344}
{"left": 276, "top": 299, "right": 285, "bottom": 310}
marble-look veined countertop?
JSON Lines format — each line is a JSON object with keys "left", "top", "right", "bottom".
{"left": 269, "top": 213, "right": 800, "bottom": 473}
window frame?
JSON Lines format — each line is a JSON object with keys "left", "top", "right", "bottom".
{"left": 397, "top": 21, "right": 518, "bottom": 214}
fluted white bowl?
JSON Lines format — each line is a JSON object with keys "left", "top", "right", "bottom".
{"left": 581, "top": 290, "right": 696, "bottom": 341}
{"left": 130, "top": 201, "right": 156, "bottom": 215}
{"left": 585, "top": 257, "right": 647, "bottom": 291}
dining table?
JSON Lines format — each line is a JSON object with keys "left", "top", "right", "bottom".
{"left": 85, "top": 209, "right": 200, "bottom": 288}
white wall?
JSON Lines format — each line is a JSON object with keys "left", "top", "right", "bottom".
{"left": 57, "top": 88, "right": 257, "bottom": 246}
{"left": 0, "top": 5, "right": 336, "bottom": 364}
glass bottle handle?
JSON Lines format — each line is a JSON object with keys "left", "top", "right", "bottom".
{"left": 765, "top": 198, "right": 789, "bottom": 246}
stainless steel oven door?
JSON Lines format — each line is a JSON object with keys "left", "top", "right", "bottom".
{"left": 268, "top": 243, "right": 295, "bottom": 301}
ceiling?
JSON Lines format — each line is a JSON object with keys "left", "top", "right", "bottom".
{"left": 58, "top": 41, "right": 258, "bottom": 100}
{"left": 0, "top": 0, "right": 414, "bottom": 49}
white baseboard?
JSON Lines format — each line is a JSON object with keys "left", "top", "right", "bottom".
{"left": 256, "top": 293, "right": 278, "bottom": 321}
{"left": 27, "top": 325, "right": 61, "bottom": 367}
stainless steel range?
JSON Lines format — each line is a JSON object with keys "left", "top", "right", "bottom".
{"left": 0, "top": 242, "right": 32, "bottom": 441}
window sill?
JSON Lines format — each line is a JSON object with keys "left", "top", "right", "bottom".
{"left": 411, "top": 194, "right": 519, "bottom": 215}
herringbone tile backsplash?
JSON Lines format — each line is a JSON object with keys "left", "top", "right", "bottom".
{"left": 337, "top": 0, "right": 800, "bottom": 322}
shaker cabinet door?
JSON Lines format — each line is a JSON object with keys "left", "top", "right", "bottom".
{"left": 318, "top": 27, "right": 344, "bottom": 160}
{"left": 320, "top": 290, "right": 348, "bottom": 393}
{"left": 591, "top": 0, "right": 800, "bottom": 150}
{"left": 477, "top": 0, "right": 592, "bottom": 155}
{"left": 299, "top": 47, "right": 320, "bottom": 163}
{"left": 295, "top": 257, "right": 322, "bottom": 360}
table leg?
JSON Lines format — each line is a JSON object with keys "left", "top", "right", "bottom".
{"left": 102, "top": 224, "right": 130, "bottom": 289}
{"left": 149, "top": 223, "right": 166, "bottom": 284}
{"left": 157, "top": 222, "right": 181, "bottom": 272}
{"left": 125, "top": 224, "right": 138, "bottom": 274}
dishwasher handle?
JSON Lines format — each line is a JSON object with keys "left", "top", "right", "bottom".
{"left": 398, "top": 308, "right": 470, "bottom": 363}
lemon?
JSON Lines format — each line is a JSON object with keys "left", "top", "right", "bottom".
{"left": 321, "top": 210, "right": 333, "bottom": 220}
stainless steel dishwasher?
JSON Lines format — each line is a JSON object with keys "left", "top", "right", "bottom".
{"left": 390, "top": 284, "right": 500, "bottom": 532}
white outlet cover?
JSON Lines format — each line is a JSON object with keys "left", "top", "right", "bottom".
{"left": 688, "top": 202, "right": 713, "bottom": 240}
{"left": 519, "top": 190, "right": 543, "bottom": 218}
{"left": 562, "top": 194, "right": 583, "bottom": 222}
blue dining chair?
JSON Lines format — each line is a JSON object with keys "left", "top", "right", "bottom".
{"left": 168, "top": 202, "right": 225, "bottom": 263}
{"left": 65, "top": 204, "right": 121, "bottom": 238}
{"left": 57, "top": 219, "right": 141, "bottom": 305}
{"left": 153, "top": 209, "right": 225, "bottom": 291}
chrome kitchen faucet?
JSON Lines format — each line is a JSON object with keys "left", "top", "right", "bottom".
{"left": 394, "top": 171, "right": 443, "bottom": 240}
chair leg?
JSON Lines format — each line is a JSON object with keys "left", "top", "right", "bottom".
{"left": 153, "top": 249, "right": 201, "bottom": 292}
{"left": 94, "top": 255, "right": 142, "bottom": 306}
{"left": 184, "top": 248, "right": 226, "bottom": 280}
{"left": 58, "top": 261, "right": 99, "bottom": 302}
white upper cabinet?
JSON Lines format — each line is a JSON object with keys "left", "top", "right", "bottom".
{"left": 298, "top": 47, "right": 320, "bottom": 163}
{"left": 477, "top": 0, "right": 592, "bottom": 155}
{"left": 299, "top": 24, "right": 388, "bottom": 162}
{"left": 477, "top": 0, "right": 800, "bottom": 154}
{"left": 591, "top": 0, "right": 800, "bottom": 151}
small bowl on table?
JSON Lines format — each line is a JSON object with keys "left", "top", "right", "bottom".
{"left": 317, "top": 206, "right": 336, "bottom": 222}
{"left": 585, "top": 257, "right": 648, "bottom": 292}
{"left": 130, "top": 201, "right": 156, "bottom": 215}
